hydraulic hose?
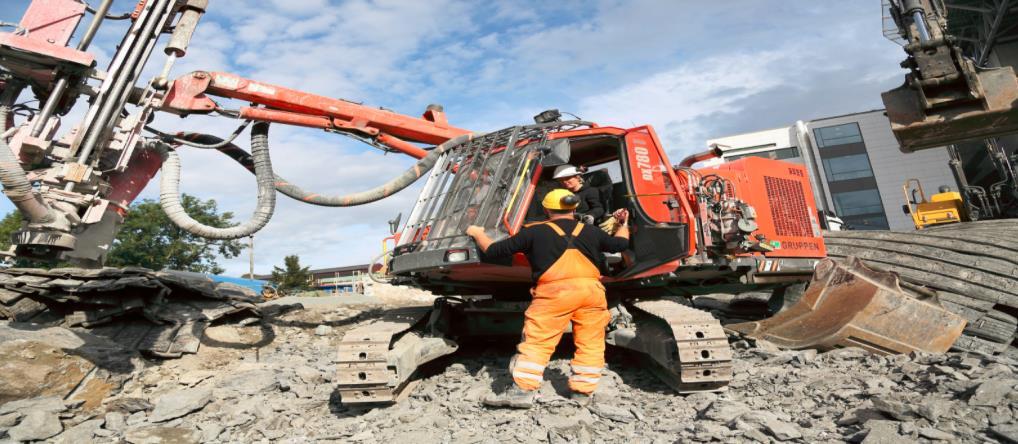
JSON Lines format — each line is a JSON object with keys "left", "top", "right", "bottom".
{"left": 168, "top": 131, "right": 478, "bottom": 207}
{"left": 0, "top": 84, "right": 55, "bottom": 224}
{"left": 678, "top": 144, "right": 724, "bottom": 168}
{"left": 159, "top": 121, "right": 276, "bottom": 239}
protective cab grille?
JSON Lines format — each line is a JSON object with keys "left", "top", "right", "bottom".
{"left": 764, "top": 176, "right": 812, "bottom": 237}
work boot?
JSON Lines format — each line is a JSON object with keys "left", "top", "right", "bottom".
{"left": 570, "top": 391, "right": 593, "bottom": 407}
{"left": 483, "top": 385, "right": 538, "bottom": 409}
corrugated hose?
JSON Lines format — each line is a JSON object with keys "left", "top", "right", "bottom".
{"left": 158, "top": 121, "right": 276, "bottom": 239}
{"left": 0, "top": 83, "right": 55, "bottom": 224}
{"left": 163, "top": 130, "right": 478, "bottom": 207}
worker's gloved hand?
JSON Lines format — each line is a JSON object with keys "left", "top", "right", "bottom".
{"left": 613, "top": 209, "right": 629, "bottom": 226}
{"left": 465, "top": 225, "right": 485, "bottom": 238}
{"left": 576, "top": 213, "right": 595, "bottom": 225}
{"left": 598, "top": 216, "right": 619, "bottom": 234}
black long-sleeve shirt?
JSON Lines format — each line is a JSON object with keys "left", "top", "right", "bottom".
{"left": 484, "top": 218, "right": 629, "bottom": 281}
{"left": 574, "top": 186, "right": 604, "bottom": 221}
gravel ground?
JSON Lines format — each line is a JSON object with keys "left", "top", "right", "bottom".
{"left": 1, "top": 303, "right": 1016, "bottom": 443}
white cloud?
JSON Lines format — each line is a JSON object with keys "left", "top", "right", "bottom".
{"left": 577, "top": 9, "right": 905, "bottom": 160}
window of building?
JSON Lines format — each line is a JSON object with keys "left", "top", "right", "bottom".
{"left": 840, "top": 213, "right": 890, "bottom": 230}
{"left": 831, "top": 189, "right": 885, "bottom": 217}
{"left": 822, "top": 154, "right": 874, "bottom": 182}
{"left": 727, "top": 147, "right": 802, "bottom": 163}
{"left": 814, "top": 123, "right": 863, "bottom": 148}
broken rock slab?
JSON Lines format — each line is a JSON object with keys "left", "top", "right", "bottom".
{"left": 589, "top": 402, "right": 635, "bottom": 423}
{"left": 736, "top": 410, "right": 802, "bottom": 441}
{"left": 7, "top": 410, "right": 63, "bottom": 442}
{"left": 123, "top": 425, "right": 200, "bottom": 444}
{"left": 917, "top": 427, "right": 954, "bottom": 441}
{"left": 991, "top": 424, "right": 1018, "bottom": 444}
{"left": 53, "top": 418, "right": 104, "bottom": 444}
{"left": 0, "top": 412, "right": 18, "bottom": 428}
{"left": 214, "top": 367, "right": 280, "bottom": 396}
{"left": 0, "top": 396, "right": 66, "bottom": 416}
{"left": 536, "top": 406, "right": 595, "bottom": 430}
{"left": 871, "top": 396, "right": 918, "bottom": 420}
{"left": 859, "top": 419, "right": 904, "bottom": 444}
{"left": 0, "top": 325, "right": 138, "bottom": 406}
{"left": 0, "top": 267, "right": 264, "bottom": 360}
{"left": 702, "top": 399, "right": 751, "bottom": 423}
{"left": 105, "top": 397, "right": 153, "bottom": 414}
{"left": 968, "top": 379, "right": 1016, "bottom": 406}
{"left": 149, "top": 388, "right": 212, "bottom": 422}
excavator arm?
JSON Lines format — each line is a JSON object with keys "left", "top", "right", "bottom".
{"left": 882, "top": 0, "right": 1018, "bottom": 152}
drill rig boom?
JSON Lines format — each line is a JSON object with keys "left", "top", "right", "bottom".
{"left": 0, "top": 0, "right": 466, "bottom": 265}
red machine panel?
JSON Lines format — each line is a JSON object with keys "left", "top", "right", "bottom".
{"left": 624, "top": 129, "right": 675, "bottom": 224}
{"left": 699, "top": 157, "right": 826, "bottom": 258}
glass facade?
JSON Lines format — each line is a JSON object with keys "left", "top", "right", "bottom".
{"left": 821, "top": 154, "right": 874, "bottom": 181}
{"left": 814, "top": 124, "right": 864, "bottom": 148}
{"left": 812, "top": 123, "right": 889, "bottom": 230}
{"left": 831, "top": 189, "right": 885, "bottom": 216}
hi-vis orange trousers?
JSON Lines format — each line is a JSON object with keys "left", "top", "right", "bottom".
{"left": 511, "top": 223, "right": 611, "bottom": 394}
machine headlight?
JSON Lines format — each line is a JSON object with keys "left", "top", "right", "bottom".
{"left": 445, "top": 249, "right": 469, "bottom": 263}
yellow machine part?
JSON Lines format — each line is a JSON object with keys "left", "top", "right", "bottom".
{"left": 903, "top": 179, "right": 967, "bottom": 230}
{"left": 913, "top": 190, "right": 965, "bottom": 229}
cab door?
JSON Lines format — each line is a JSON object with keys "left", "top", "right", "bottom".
{"left": 614, "top": 126, "right": 696, "bottom": 278}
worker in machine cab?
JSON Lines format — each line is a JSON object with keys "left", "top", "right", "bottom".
{"left": 465, "top": 189, "right": 630, "bottom": 408}
{"left": 553, "top": 165, "right": 604, "bottom": 224}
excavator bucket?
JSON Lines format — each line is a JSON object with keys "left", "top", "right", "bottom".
{"left": 883, "top": 65, "right": 1018, "bottom": 153}
{"left": 728, "top": 257, "right": 966, "bottom": 355}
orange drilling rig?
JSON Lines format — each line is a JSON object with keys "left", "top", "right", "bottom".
{"left": 1, "top": 0, "right": 1002, "bottom": 405}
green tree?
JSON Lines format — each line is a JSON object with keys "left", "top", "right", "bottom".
{"left": 271, "top": 255, "right": 312, "bottom": 294}
{"left": 0, "top": 210, "right": 69, "bottom": 268}
{"left": 0, "top": 210, "right": 21, "bottom": 251}
{"left": 106, "top": 194, "right": 244, "bottom": 274}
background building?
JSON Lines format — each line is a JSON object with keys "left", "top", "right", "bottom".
{"left": 707, "top": 3, "right": 1018, "bottom": 232}
{"left": 708, "top": 110, "right": 957, "bottom": 231}
{"left": 257, "top": 264, "right": 370, "bottom": 294}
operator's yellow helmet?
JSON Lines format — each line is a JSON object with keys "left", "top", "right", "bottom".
{"left": 542, "top": 189, "right": 580, "bottom": 210}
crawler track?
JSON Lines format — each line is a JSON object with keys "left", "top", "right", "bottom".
{"left": 335, "top": 306, "right": 433, "bottom": 404}
{"left": 627, "top": 298, "right": 734, "bottom": 392}
{"left": 823, "top": 221, "right": 1018, "bottom": 355}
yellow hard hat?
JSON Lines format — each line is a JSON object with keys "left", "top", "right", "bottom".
{"left": 542, "top": 189, "right": 580, "bottom": 210}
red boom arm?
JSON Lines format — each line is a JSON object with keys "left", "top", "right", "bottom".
{"left": 162, "top": 71, "right": 470, "bottom": 159}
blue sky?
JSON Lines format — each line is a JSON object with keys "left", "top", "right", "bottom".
{"left": 2, "top": 1, "right": 906, "bottom": 275}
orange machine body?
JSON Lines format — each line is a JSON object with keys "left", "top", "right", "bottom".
{"left": 388, "top": 123, "right": 827, "bottom": 297}
{"left": 697, "top": 157, "right": 827, "bottom": 259}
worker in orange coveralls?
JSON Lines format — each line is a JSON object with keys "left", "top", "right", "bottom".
{"left": 465, "top": 189, "right": 630, "bottom": 408}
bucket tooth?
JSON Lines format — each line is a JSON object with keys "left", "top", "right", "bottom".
{"left": 728, "top": 258, "right": 967, "bottom": 355}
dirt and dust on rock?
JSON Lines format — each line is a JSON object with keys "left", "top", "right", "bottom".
{"left": 0, "top": 283, "right": 1015, "bottom": 443}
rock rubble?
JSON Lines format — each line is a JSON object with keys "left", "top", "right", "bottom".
{"left": 0, "top": 302, "right": 1014, "bottom": 443}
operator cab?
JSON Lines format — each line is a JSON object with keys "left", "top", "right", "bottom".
{"left": 387, "top": 122, "right": 693, "bottom": 295}
{"left": 524, "top": 137, "right": 625, "bottom": 224}
{"left": 523, "top": 137, "right": 630, "bottom": 273}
